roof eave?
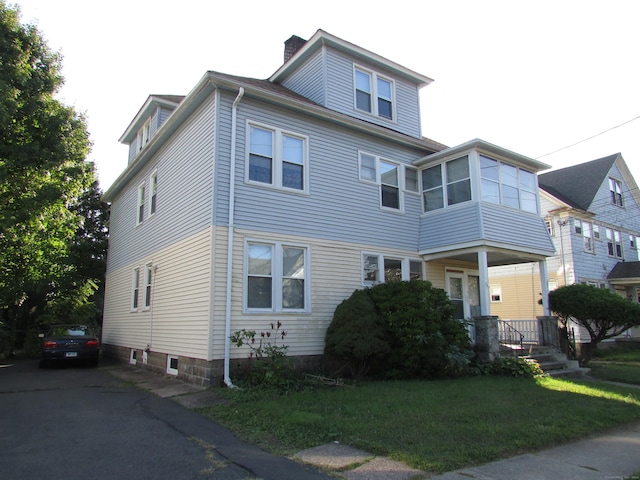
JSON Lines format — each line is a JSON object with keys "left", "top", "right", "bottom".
{"left": 269, "top": 29, "right": 434, "bottom": 87}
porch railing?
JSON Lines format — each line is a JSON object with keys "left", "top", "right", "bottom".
{"left": 498, "top": 321, "right": 524, "bottom": 350}
{"left": 499, "top": 318, "right": 560, "bottom": 349}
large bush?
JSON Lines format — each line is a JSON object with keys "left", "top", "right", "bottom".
{"left": 325, "top": 280, "right": 472, "bottom": 378}
{"left": 549, "top": 283, "right": 640, "bottom": 365}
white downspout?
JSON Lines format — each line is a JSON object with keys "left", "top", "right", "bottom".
{"left": 224, "top": 87, "right": 244, "bottom": 387}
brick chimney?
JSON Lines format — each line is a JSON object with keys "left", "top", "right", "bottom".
{"left": 284, "top": 35, "right": 307, "bottom": 63}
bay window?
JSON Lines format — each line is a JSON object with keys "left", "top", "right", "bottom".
{"left": 480, "top": 155, "right": 538, "bottom": 213}
{"left": 422, "top": 156, "right": 471, "bottom": 212}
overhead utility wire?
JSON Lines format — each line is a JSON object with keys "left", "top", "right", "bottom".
{"left": 535, "top": 114, "right": 640, "bottom": 160}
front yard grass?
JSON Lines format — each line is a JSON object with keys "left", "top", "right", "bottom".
{"left": 590, "top": 343, "right": 640, "bottom": 385}
{"left": 200, "top": 376, "right": 640, "bottom": 473}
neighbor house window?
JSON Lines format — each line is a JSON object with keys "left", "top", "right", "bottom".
{"left": 149, "top": 171, "right": 157, "bottom": 216}
{"left": 359, "top": 152, "right": 410, "bottom": 211}
{"left": 247, "top": 123, "right": 308, "bottom": 192}
{"left": 362, "top": 254, "right": 424, "bottom": 286}
{"left": 630, "top": 235, "right": 637, "bottom": 250}
{"left": 246, "top": 241, "right": 308, "bottom": 312}
{"left": 131, "top": 267, "right": 140, "bottom": 311}
{"left": 422, "top": 156, "right": 471, "bottom": 212}
{"left": 354, "top": 66, "right": 395, "bottom": 120}
{"left": 144, "top": 264, "right": 153, "bottom": 309}
{"left": 606, "top": 228, "right": 623, "bottom": 258}
{"left": 609, "top": 178, "right": 623, "bottom": 206}
{"left": 593, "top": 224, "right": 600, "bottom": 240}
{"left": 480, "top": 155, "right": 538, "bottom": 213}
{"left": 545, "top": 218, "right": 554, "bottom": 236}
{"left": 574, "top": 219, "right": 582, "bottom": 235}
{"left": 490, "top": 285, "right": 502, "bottom": 303}
{"left": 137, "top": 183, "right": 145, "bottom": 225}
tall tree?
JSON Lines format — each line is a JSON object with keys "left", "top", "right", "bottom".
{"left": 0, "top": 1, "right": 104, "bottom": 356}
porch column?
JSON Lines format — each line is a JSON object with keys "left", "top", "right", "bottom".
{"left": 477, "top": 250, "right": 491, "bottom": 316}
{"left": 539, "top": 259, "right": 550, "bottom": 316}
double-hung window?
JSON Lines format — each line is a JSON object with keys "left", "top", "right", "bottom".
{"left": 480, "top": 156, "right": 538, "bottom": 213}
{"left": 144, "top": 264, "right": 153, "bottom": 309}
{"left": 137, "top": 120, "right": 150, "bottom": 153}
{"left": 606, "top": 228, "right": 623, "bottom": 258}
{"left": 246, "top": 241, "right": 309, "bottom": 312}
{"left": 137, "top": 183, "right": 145, "bottom": 225}
{"left": 582, "top": 222, "right": 594, "bottom": 253}
{"left": 248, "top": 123, "right": 308, "bottom": 192}
{"left": 149, "top": 171, "right": 157, "bottom": 216}
{"left": 354, "top": 66, "right": 395, "bottom": 120}
{"left": 609, "top": 178, "right": 623, "bottom": 206}
{"left": 131, "top": 268, "right": 140, "bottom": 311}
{"left": 362, "top": 254, "right": 423, "bottom": 286}
{"left": 422, "top": 156, "right": 471, "bottom": 212}
{"left": 359, "top": 153, "right": 415, "bottom": 211}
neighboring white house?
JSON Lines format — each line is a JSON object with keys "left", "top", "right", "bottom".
{"left": 490, "top": 153, "right": 640, "bottom": 344}
{"left": 102, "top": 30, "right": 555, "bottom": 385}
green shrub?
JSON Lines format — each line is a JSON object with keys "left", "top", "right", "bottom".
{"left": 482, "top": 357, "right": 544, "bottom": 378}
{"left": 324, "top": 280, "right": 473, "bottom": 379}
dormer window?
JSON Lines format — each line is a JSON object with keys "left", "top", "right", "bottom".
{"left": 137, "top": 120, "right": 150, "bottom": 152}
{"left": 354, "top": 66, "right": 395, "bottom": 120}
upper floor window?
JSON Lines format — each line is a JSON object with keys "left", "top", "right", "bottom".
{"left": 359, "top": 152, "right": 414, "bottom": 212}
{"left": 149, "top": 171, "right": 158, "bottom": 216}
{"left": 582, "top": 222, "right": 594, "bottom": 253}
{"left": 362, "top": 254, "right": 423, "bottom": 286}
{"left": 422, "top": 156, "right": 471, "bottom": 212}
{"left": 606, "top": 228, "right": 623, "bottom": 258}
{"left": 354, "top": 66, "right": 395, "bottom": 120}
{"left": 609, "top": 177, "right": 623, "bottom": 206}
{"left": 545, "top": 218, "right": 554, "bottom": 236}
{"left": 137, "top": 120, "right": 150, "bottom": 153}
{"left": 593, "top": 224, "right": 600, "bottom": 240}
{"left": 247, "top": 123, "right": 308, "bottom": 193}
{"left": 480, "top": 156, "right": 538, "bottom": 213}
{"left": 137, "top": 183, "right": 145, "bottom": 225}
{"left": 246, "top": 241, "right": 309, "bottom": 312}
{"left": 144, "top": 263, "right": 153, "bottom": 309}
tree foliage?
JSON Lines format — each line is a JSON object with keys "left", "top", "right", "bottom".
{"left": 0, "top": 1, "right": 108, "bottom": 356}
{"left": 549, "top": 283, "right": 640, "bottom": 365}
{"left": 325, "top": 280, "right": 472, "bottom": 378}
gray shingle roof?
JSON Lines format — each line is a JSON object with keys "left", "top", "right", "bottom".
{"left": 608, "top": 261, "right": 640, "bottom": 280}
{"left": 538, "top": 153, "right": 619, "bottom": 210}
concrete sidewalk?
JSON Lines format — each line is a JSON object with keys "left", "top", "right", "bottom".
{"left": 101, "top": 361, "right": 640, "bottom": 480}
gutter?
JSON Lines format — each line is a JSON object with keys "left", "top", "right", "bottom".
{"left": 223, "top": 87, "right": 245, "bottom": 388}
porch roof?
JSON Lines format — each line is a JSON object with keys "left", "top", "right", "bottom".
{"left": 607, "top": 261, "right": 640, "bottom": 285}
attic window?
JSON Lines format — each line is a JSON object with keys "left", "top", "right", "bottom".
{"left": 137, "top": 120, "right": 150, "bottom": 152}
{"left": 354, "top": 66, "right": 395, "bottom": 120}
{"left": 609, "top": 178, "right": 623, "bottom": 206}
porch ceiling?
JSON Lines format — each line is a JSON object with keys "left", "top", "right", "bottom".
{"left": 422, "top": 247, "right": 547, "bottom": 267}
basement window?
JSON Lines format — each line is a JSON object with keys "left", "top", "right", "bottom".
{"left": 167, "top": 355, "right": 178, "bottom": 375}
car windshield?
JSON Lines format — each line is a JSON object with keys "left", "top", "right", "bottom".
{"left": 50, "top": 326, "right": 91, "bottom": 337}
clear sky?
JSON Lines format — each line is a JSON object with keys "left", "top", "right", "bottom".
{"left": 12, "top": 0, "right": 640, "bottom": 191}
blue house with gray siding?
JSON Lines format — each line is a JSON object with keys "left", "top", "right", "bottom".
{"left": 490, "top": 153, "right": 640, "bottom": 343}
{"left": 102, "top": 30, "right": 554, "bottom": 384}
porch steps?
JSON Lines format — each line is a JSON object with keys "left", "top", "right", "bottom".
{"left": 521, "top": 347, "right": 590, "bottom": 378}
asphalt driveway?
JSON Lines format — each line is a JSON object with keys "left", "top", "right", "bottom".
{"left": 0, "top": 359, "right": 332, "bottom": 480}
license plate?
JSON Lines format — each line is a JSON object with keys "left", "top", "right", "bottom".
{"left": 65, "top": 352, "right": 78, "bottom": 358}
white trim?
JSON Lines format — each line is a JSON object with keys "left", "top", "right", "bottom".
{"left": 245, "top": 120, "right": 310, "bottom": 194}
{"left": 243, "top": 238, "right": 311, "bottom": 313}
{"left": 166, "top": 355, "right": 178, "bottom": 375}
{"left": 353, "top": 64, "right": 397, "bottom": 122}
{"left": 136, "top": 182, "right": 145, "bottom": 225}
{"left": 149, "top": 170, "right": 158, "bottom": 217}
{"left": 130, "top": 267, "right": 140, "bottom": 312}
{"left": 143, "top": 263, "right": 153, "bottom": 310}
{"left": 129, "top": 349, "right": 137, "bottom": 365}
{"left": 362, "top": 252, "right": 424, "bottom": 286}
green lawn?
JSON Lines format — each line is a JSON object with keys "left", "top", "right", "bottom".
{"left": 201, "top": 376, "right": 640, "bottom": 473}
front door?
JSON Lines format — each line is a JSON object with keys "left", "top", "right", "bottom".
{"left": 446, "top": 270, "right": 482, "bottom": 341}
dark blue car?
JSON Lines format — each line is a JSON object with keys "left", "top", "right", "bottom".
{"left": 39, "top": 325, "right": 100, "bottom": 368}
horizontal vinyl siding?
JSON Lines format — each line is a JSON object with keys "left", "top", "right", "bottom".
{"left": 324, "top": 49, "right": 422, "bottom": 138}
{"left": 102, "top": 228, "right": 213, "bottom": 360}
{"left": 480, "top": 203, "right": 555, "bottom": 253}
{"left": 106, "top": 93, "right": 216, "bottom": 273}
{"left": 281, "top": 49, "right": 325, "bottom": 105}
{"left": 223, "top": 93, "right": 428, "bottom": 251}
{"left": 210, "top": 227, "right": 428, "bottom": 360}
{"left": 419, "top": 203, "right": 482, "bottom": 251}
{"left": 488, "top": 265, "right": 544, "bottom": 320}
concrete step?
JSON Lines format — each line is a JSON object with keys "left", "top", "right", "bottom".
{"left": 546, "top": 366, "right": 591, "bottom": 378}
